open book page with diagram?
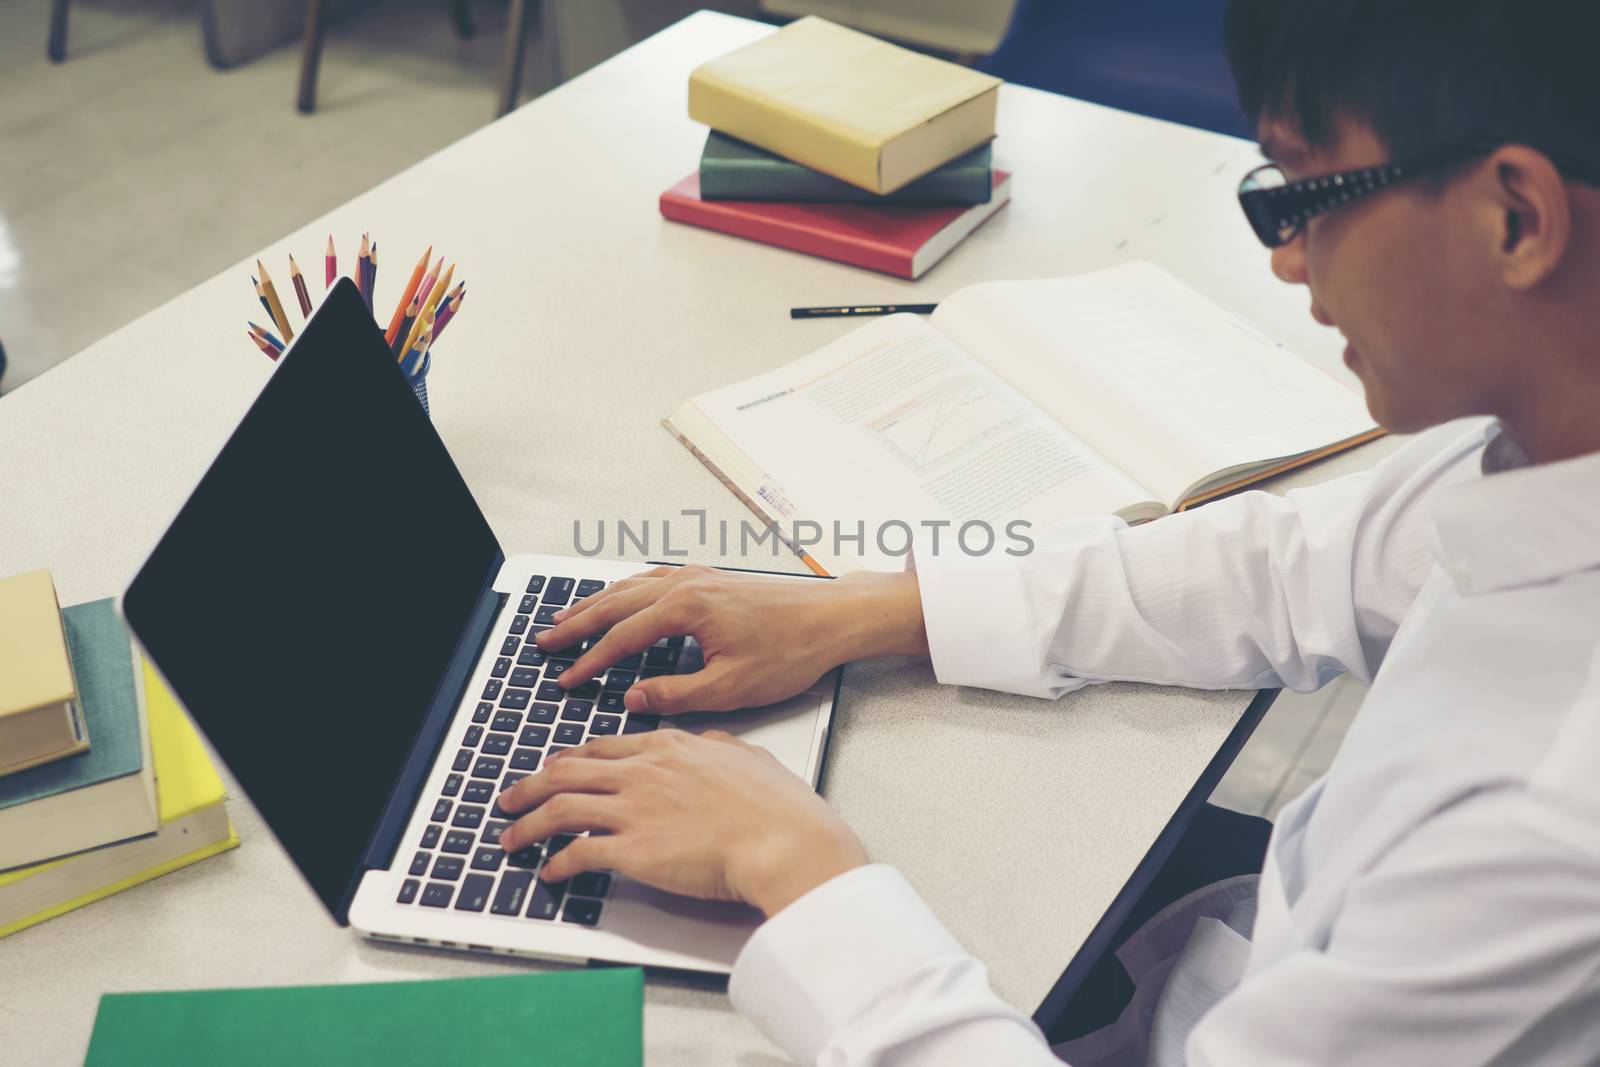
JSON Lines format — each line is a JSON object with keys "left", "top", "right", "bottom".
{"left": 664, "top": 261, "right": 1379, "bottom": 575}
{"left": 663, "top": 314, "right": 1163, "bottom": 574}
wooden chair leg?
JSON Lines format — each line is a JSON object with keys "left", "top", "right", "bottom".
{"left": 497, "top": 0, "right": 530, "bottom": 117}
{"left": 297, "top": 0, "right": 325, "bottom": 114}
{"left": 449, "top": 0, "right": 475, "bottom": 40}
{"left": 47, "top": 0, "right": 70, "bottom": 63}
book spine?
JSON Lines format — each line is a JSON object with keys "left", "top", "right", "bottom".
{"left": 700, "top": 155, "right": 992, "bottom": 205}
{"left": 659, "top": 189, "right": 915, "bottom": 279}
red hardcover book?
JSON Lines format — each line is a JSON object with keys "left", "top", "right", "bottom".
{"left": 658, "top": 171, "right": 1012, "bottom": 279}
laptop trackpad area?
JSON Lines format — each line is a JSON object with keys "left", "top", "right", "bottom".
{"left": 661, "top": 690, "right": 829, "bottom": 781}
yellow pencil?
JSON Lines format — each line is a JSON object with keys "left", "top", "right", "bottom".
{"left": 401, "top": 262, "right": 453, "bottom": 357}
{"left": 256, "top": 259, "right": 294, "bottom": 341}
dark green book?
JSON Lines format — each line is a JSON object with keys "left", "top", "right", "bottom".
{"left": 0, "top": 599, "right": 157, "bottom": 870}
{"left": 699, "top": 131, "right": 993, "bottom": 205}
{"left": 85, "top": 969, "right": 644, "bottom": 1066}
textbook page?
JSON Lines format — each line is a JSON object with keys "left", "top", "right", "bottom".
{"left": 931, "top": 262, "right": 1377, "bottom": 508}
{"left": 666, "top": 314, "right": 1160, "bottom": 574}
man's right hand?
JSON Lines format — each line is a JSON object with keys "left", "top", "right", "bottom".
{"left": 534, "top": 565, "right": 928, "bottom": 715}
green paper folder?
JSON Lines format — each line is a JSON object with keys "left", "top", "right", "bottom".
{"left": 85, "top": 968, "right": 644, "bottom": 1067}
{"left": 699, "top": 131, "right": 994, "bottom": 205}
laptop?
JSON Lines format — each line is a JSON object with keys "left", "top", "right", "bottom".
{"left": 119, "top": 279, "right": 839, "bottom": 974}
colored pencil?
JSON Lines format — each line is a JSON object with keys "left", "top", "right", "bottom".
{"left": 432, "top": 284, "right": 464, "bottom": 341}
{"left": 402, "top": 262, "right": 453, "bottom": 357}
{"left": 364, "top": 241, "right": 378, "bottom": 312}
{"left": 413, "top": 256, "right": 443, "bottom": 314}
{"left": 789, "top": 303, "right": 939, "bottom": 319}
{"left": 252, "top": 275, "right": 272, "bottom": 318}
{"left": 355, "top": 233, "right": 370, "bottom": 300}
{"left": 287, "top": 255, "right": 313, "bottom": 317}
{"left": 402, "top": 319, "right": 432, "bottom": 377}
{"left": 256, "top": 259, "right": 294, "bottom": 341}
{"left": 246, "top": 330, "right": 279, "bottom": 361}
{"left": 385, "top": 245, "right": 432, "bottom": 344}
{"left": 248, "top": 321, "right": 285, "bottom": 352}
{"left": 390, "top": 292, "right": 421, "bottom": 360}
{"left": 325, "top": 235, "right": 336, "bottom": 289}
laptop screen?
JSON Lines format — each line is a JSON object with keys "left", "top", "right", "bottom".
{"left": 124, "top": 279, "right": 501, "bottom": 919}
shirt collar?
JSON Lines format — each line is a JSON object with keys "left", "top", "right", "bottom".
{"left": 1428, "top": 422, "right": 1600, "bottom": 595}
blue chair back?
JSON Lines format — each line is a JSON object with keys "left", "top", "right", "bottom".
{"left": 981, "top": 0, "right": 1252, "bottom": 139}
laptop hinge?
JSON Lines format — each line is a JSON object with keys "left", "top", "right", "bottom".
{"left": 335, "top": 550, "right": 506, "bottom": 923}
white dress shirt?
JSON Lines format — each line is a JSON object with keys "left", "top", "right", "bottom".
{"left": 729, "top": 417, "right": 1600, "bottom": 1065}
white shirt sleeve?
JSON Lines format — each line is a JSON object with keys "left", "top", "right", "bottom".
{"left": 729, "top": 864, "right": 1061, "bottom": 1066}
{"left": 913, "top": 422, "right": 1490, "bottom": 698}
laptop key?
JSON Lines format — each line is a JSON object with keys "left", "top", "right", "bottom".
{"left": 516, "top": 645, "right": 545, "bottom": 667}
{"left": 482, "top": 678, "right": 503, "bottom": 700}
{"left": 571, "top": 871, "right": 612, "bottom": 898}
{"left": 575, "top": 578, "right": 606, "bottom": 598}
{"left": 518, "top": 594, "right": 538, "bottom": 614}
{"left": 481, "top": 820, "right": 509, "bottom": 845}
{"left": 533, "top": 604, "right": 562, "bottom": 626}
{"left": 471, "top": 756, "right": 505, "bottom": 779}
{"left": 510, "top": 747, "right": 542, "bottom": 772}
{"left": 525, "top": 575, "right": 546, "bottom": 595}
{"left": 561, "top": 699, "right": 593, "bottom": 722}
{"left": 452, "top": 748, "right": 473, "bottom": 772}
{"left": 493, "top": 870, "right": 534, "bottom": 915}
{"left": 500, "top": 688, "right": 531, "bottom": 711}
{"left": 421, "top": 825, "right": 442, "bottom": 849}
{"left": 472, "top": 702, "right": 493, "bottom": 724}
{"left": 548, "top": 834, "right": 578, "bottom": 855}
{"left": 543, "top": 577, "right": 576, "bottom": 606}
{"left": 431, "top": 799, "right": 452, "bottom": 822}
{"left": 442, "top": 773, "right": 463, "bottom": 797}
{"left": 492, "top": 658, "right": 511, "bottom": 679}
{"left": 509, "top": 614, "right": 529, "bottom": 635}
{"left": 409, "top": 851, "right": 430, "bottom": 876}
{"left": 616, "top": 652, "right": 644, "bottom": 671}
{"left": 527, "top": 702, "right": 559, "bottom": 725}
{"left": 420, "top": 882, "right": 453, "bottom": 908}
{"left": 639, "top": 667, "right": 670, "bottom": 679}
{"left": 544, "top": 660, "right": 571, "bottom": 680}
{"left": 509, "top": 667, "right": 540, "bottom": 688}
{"left": 397, "top": 878, "right": 420, "bottom": 905}
{"left": 554, "top": 723, "right": 584, "bottom": 746}
{"left": 431, "top": 856, "right": 464, "bottom": 880}
{"left": 490, "top": 710, "right": 522, "bottom": 732}
{"left": 518, "top": 724, "right": 551, "bottom": 747}
{"left": 442, "top": 830, "right": 474, "bottom": 854}
{"left": 562, "top": 897, "right": 603, "bottom": 927}
{"left": 526, "top": 877, "right": 566, "bottom": 920}
{"left": 462, "top": 780, "right": 494, "bottom": 804}
{"left": 547, "top": 746, "right": 571, "bottom": 759}
{"left": 455, "top": 873, "right": 494, "bottom": 912}
{"left": 471, "top": 847, "right": 505, "bottom": 872}
{"left": 501, "top": 772, "right": 529, "bottom": 791}
{"left": 568, "top": 681, "right": 601, "bottom": 702}
{"left": 452, "top": 805, "right": 486, "bottom": 829}
{"left": 622, "top": 713, "right": 660, "bottom": 734}
{"left": 536, "top": 681, "right": 564, "bottom": 702}
{"left": 665, "top": 635, "right": 686, "bottom": 648}
{"left": 463, "top": 725, "right": 484, "bottom": 747}
{"left": 603, "top": 670, "right": 637, "bottom": 691}
{"left": 645, "top": 646, "right": 680, "bottom": 669}
{"left": 598, "top": 692, "right": 626, "bottom": 714}
{"left": 590, "top": 715, "right": 622, "bottom": 736}
{"left": 499, "top": 635, "right": 520, "bottom": 657}
{"left": 481, "top": 734, "right": 512, "bottom": 756}
{"left": 507, "top": 847, "right": 542, "bottom": 869}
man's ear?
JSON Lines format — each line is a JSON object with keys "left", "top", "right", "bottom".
{"left": 1478, "top": 145, "right": 1573, "bottom": 290}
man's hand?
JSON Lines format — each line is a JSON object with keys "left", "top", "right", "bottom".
{"left": 536, "top": 565, "right": 928, "bottom": 715}
{"left": 496, "top": 730, "right": 868, "bottom": 917}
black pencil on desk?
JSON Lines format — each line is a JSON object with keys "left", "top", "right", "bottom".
{"left": 252, "top": 276, "right": 272, "bottom": 318}
{"left": 365, "top": 241, "right": 378, "bottom": 313}
{"left": 790, "top": 303, "right": 938, "bottom": 319}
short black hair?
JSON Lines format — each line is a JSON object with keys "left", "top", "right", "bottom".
{"left": 1223, "top": 0, "right": 1600, "bottom": 164}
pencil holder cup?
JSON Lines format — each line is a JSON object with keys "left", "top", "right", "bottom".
{"left": 412, "top": 375, "right": 430, "bottom": 416}
{"left": 404, "top": 351, "right": 432, "bottom": 417}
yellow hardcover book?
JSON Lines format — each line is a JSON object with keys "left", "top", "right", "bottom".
{"left": 0, "top": 569, "right": 88, "bottom": 776}
{"left": 688, "top": 16, "right": 1000, "bottom": 195}
{"left": 0, "top": 661, "right": 238, "bottom": 938}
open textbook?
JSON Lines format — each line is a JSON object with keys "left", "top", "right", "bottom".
{"left": 664, "top": 262, "right": 1381, "bottom": 574}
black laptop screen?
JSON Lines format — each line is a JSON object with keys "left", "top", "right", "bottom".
{"left": 124, "top": 279, "right": 501, "bottom": 919}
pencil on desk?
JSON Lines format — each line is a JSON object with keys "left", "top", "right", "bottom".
{"left": 248, "top": 321, "right": 284, "bottom": 352}
{"left": 256, "top": 259, "right": 294, "bottom": 341}
{"left": 402, "top": 263, "right": 453, "bottom": 357}
{"left": 390, "top": 292, "right": 421, "bottom": 360}
{"left": 325, "top": 235, "right": 336, "bottom": 289}
{"left": 790, "top": 303, "right": 939, "bottom": 319}
{"left": 252, "top": 275, "right": 272, "bottom": 319}
{"left": 287, "top": 255, "right": 313, "bottom": 317}
{"left": 385, "top": 246, "right": 432, "bottom": 344}
{"left": 356, "top": 233, "right": 370, "bottom": 301}
{"left": 246, "top": 329, "right": 279, "bottom": 361}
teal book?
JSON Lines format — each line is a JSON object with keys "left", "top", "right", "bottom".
{"left": 0, "top": 599, "right": 157, "bottom": 870}
{"left": 85, "top": 968, "right": 645, "bottom": 1066}
{"left": 699, "top": 131, "right": 994, "bottom": 205}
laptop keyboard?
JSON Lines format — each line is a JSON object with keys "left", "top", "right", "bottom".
{"left": 394, "top": 573, "right": 685, "bottom": 929}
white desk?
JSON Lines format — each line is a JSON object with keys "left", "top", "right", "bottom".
{"left": 0, "top": 13, "right": 1399, "bottom": 1062}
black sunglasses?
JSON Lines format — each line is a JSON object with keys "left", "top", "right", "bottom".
{"left": 1237, "top": 144, "right": 1600, "bottom": 249}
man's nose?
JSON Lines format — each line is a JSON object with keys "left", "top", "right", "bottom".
{"left": 1271, "top": 232, "right": 1309, "bottom": 284}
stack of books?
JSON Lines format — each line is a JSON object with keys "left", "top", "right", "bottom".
{"left": 660, "top": 17, "right": 1011, "bottom": 279}
{"left": 0, "top": 570, "right": 237, "bottom": 939}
